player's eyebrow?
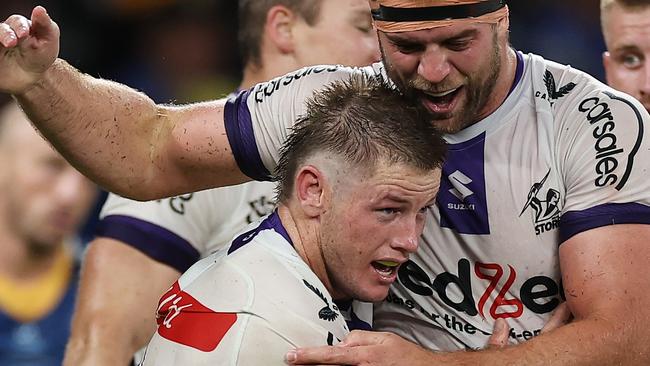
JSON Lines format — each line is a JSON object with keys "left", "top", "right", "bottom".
{"left": 612, "top": 44, "right": 642, "bottom": 54}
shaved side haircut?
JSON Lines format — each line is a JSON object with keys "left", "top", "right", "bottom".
{"left": 275, "top": 76, "right": 447, "bottom": 203}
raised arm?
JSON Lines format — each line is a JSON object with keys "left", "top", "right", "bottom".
{"left": 0, "top": 7, "right": 246, "bottom": 200}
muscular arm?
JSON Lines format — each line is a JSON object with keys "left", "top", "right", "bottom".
{"left": 288, "top": 224, "right": 650, "bottom": 365}
{"left": 1, "top": 7, "right": 246, "bottom": 200}
{"left": 63, "top": 238, "right": 180, "bottom": 366}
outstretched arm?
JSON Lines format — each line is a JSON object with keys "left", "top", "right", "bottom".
{"left": 0, "top": 7, "right": 246, "bottom": 200}
{"left": 287, "top": 224, "right": 650, "bottom": 365}
{"left": 63, "top": 239, "right": 181, "bottom": 366}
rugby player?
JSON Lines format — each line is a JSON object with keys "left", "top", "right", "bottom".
{"left": 61, "top": 1, "right": 379, "bottom": 365}
{"left": 2, "top": 1, "right": 650, "bottom": 364}
{"left": 0, "top": 101, "right": 96, "bottom": 365}
{"left": 601, "top": 0, "right": 650, "bottom": 113}
{"left": 139, "top": 77, "right": 445, "bottom": 365}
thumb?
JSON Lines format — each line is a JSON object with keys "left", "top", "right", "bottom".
{"left": 486, "top": 318, "right": 510, "bottom": 348}
{"left": 30, "top": 6, "right": 56, "bottom": 39}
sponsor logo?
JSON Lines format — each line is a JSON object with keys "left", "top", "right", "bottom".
{"left": 397, "top": 259, "right": 563, "bottom": 320}
{"left": 246, "top": 195, "right": 275, "bottom": 224}
{"left": 447, "top": 170, "right": 476, "bottom": 211}
{"left": 254, "top": 66, "right": 341, "bottom": 102}
{"left": 303, "top": 279, "right": 340, "bottom": 322}
{"left": 155, "top": 282, "right": 237, "bottom": 352}
{"left": 519, "top": 169, "right": 561, "bottom": 235}
{"left": 578, "top": 96, "right": 639, "bottom": 189}
{"left": 535, "top": 70, "right": 576, "bottom": 107}
{"left": 157, "top": 193, "right": 194, "bottom": 215}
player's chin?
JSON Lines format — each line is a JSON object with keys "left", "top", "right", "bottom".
{"left": 352, "top": 283, "right": 393, "bottom": 303}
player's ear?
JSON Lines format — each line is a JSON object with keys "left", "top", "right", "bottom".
{"left": 294, "top": 165, "right": 327, "bottom": 217}
{"left": 265, "top": 5, "right": 297, "bottom": 55}
{"left": 603, "top": 51, "right": 613, "bottom": 85}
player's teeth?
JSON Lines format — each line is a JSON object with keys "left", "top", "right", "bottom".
{"left": 428, "top": 88, "right": 457, "bottom": 97}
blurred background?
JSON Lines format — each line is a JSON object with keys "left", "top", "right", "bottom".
{"left": 0, "top": 0, "right": 605, "bottom": 108}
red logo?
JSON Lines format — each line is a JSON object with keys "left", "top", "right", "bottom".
{"left": 156, "top": 282, "right": 238, "bottom": 352}
{"left": 475, "top": 263, "right": 523, "bottom": 319}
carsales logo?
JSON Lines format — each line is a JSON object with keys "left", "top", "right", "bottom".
{"left": 155, "top": 282, "right": 238, "bottom": 352}
{"left": 398, "top": 259, "right": 563, "bottom": 319}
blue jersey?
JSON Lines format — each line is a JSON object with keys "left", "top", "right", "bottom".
{"left": 0, "top": 264, "right": 79, "bottom": 366}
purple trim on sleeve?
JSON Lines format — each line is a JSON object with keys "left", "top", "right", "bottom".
{"left": 224, "top": 90, "right": 273, "bottom": 181}
{"left": 96, "top": 215, "right": 200, "bottom": 273}
{"left": 228, "top": 211, "right": 293, "bottom": 254}
{"left": 559, "top": 203, "right": 650, "bottom": 243}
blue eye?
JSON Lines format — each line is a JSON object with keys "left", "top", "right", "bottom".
{"left": 621, "top": 54, "right": 643, "bottom": 69}
{"left": 377, "top": 208, "right": 399, "bottom": 215}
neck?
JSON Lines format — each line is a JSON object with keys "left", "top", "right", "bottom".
{"left": 277, "top": 205, "right": 337, "bottom": 298}
{"left": 476, "top": 46, "right": 518, "bottom": 121}
{"left": 239, "top": 54, "right": 300, "bottom": 89}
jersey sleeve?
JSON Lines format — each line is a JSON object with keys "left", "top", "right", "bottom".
{"left": 224, "top": 64, "right": 385, "bottom": 180}
{"left": 557, "top": 84, "right": 650, "bottom": 243}
{"left": 96, "top": 192, "right": 216, "bottom": 272}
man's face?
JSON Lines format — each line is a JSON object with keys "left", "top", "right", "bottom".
{"left": 293, "top": 0, "right": 380, "bottom": 67}
{"left": 0, "top": 116, "right": 97, "bottom": 253}
{"left": 319, "top": 161, "right": 441, "bottom": 302}
{"left": 378, "top": 22, "right": 504, "bottom": 133}
{"left": 602, "top": 5, "right": 650, "bottom": 112}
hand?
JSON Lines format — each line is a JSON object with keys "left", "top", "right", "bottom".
{"left": 284, "top": 320, "right": 515, "bottom": 365}
{"left": 285, "top": 330, "right": 431, "bottom": 366}
{"left": 541, "top": 301, "right": 572, "bottom": 334}
{"left": 0, "top": 6, "right": 60, "bottom": 94}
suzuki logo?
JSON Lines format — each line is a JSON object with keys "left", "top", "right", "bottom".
{"left": 448, "top": 170, "right": 474, "bottom": 201}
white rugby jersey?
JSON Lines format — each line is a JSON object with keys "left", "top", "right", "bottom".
{"left": 140, "top": 212, "right": 369, "bottom": 365}
{"left": 223, "top": 52, "right": 650, "bottom": 350}
{"left": 98, "top": 181, "right": 276, "bottom": 272}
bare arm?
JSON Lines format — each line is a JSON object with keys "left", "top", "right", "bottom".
{"left": 1, "top": 7, "right": 247, "bottom": 200}
{"left": 63, "top": 238, "right": 180, "bottom": 366}
{"left": 287, "top": 224, "right": 650, "bottom": 365}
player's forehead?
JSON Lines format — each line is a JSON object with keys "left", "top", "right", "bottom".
{"left": 351, "top": 162, "right": 441, "bottom": 203}
{"left": 382, "top": 22, "right": 484, "bottom": 44}
{"left": 604, "top": 5, "right": 650, "bottom": 48}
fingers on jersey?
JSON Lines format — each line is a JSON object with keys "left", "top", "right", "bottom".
{"left": 486, "top": 318, "right": 510, "bottom": 348}
{"left": 540, "top": 302, "right": 572, "bottom": 334}
{"left": 286, "top": 345, "right": 359, "bottom": 365}
{"left": 340, "top": 330, "right": 393, "bottom": 347}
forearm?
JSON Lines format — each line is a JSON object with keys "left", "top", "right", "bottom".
{"left": 14, "top": 59, "right": 167, "bottom": 198}
{"left": 15, "top": 59, "right": 245, "bottom": 199}
{"left": 431, "top": 317, "right": 646, "bottom": 366}
{"left": 64, "top": 239, "right": 181, "bottom": 366}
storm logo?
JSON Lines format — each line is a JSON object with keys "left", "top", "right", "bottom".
{"left": 519, "top": 169, "right": 560, "bottom": 235}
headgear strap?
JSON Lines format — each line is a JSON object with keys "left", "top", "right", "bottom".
{"left": 370, "top": 0, "right": 508, "bottom": 33}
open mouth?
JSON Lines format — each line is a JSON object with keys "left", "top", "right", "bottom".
{"left": 371, "top": 260, "right": 401, "bottom": 279}
{"left": 420, "top": 86, "right": 462, "bottom": 114}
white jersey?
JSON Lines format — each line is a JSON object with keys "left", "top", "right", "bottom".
{"left": 224, "top": 53, "right": 650, "bottom": 350}
{"left": 98, "top": 181, "right": 276, "bottom": 272}
{"left": 140, "top": 212, "right": 369, "bottom": 365}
